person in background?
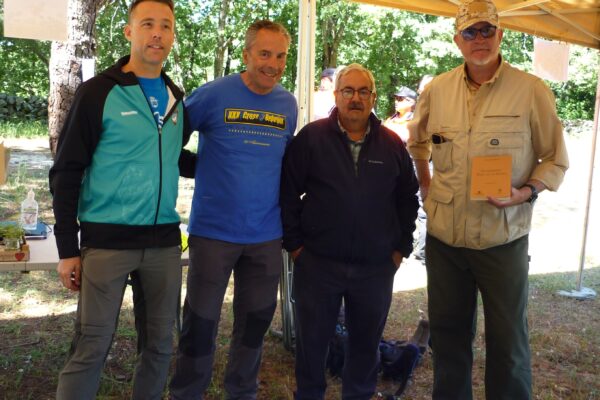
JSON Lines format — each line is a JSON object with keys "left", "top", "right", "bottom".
{"left": 407, "top": 0, "right": 569, "bottom": 398}
{"left": 169, "top": 19, "right": 298, "bottom": 400}
{"left": 312, "top": 67, "right": 337, "bottom": 121}
{"left": 383, "top": 86, "right": 417, "bottom": 143}
{"left": 281, "top": 63, "right": 419, "bottom": 400}
{"left": 49, "top": 1, "right": 194, "bottom": 399}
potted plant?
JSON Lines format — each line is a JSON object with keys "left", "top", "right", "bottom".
{"left": 0, "top": 223, "right": 25, "bottom": 250}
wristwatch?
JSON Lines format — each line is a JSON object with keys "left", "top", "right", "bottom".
{"left": 522, "top": 183, "right": 538, "bottom": 205}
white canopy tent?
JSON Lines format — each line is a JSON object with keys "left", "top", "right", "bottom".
{"left": 295, "top": 0, "right": 599, "bottom": 298}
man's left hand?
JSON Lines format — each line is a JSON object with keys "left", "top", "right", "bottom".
{"left": 487, "top": 186, "right": 532, "bottom": 209}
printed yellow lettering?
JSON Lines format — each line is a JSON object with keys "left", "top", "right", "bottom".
{"left": 228, "top": 110, "right": 241, "bottom": 119}
{"left": 264, "top": 113, "right": 284, "bottom": 126}
{"left": 242, "top": 111, "right": 260, "bottom": 120}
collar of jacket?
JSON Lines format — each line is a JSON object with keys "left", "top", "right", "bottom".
{"left": 100, "top": 55, "right": 184, "bottom": 101}
{"left": 327, "top": 107, "right": 382, "bottom": 140}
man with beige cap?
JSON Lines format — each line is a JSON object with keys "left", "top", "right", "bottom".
{"left": 408, "top": 0, "right": 569, "bottom": 398}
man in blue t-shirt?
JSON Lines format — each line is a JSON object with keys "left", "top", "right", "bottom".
{"left": 170, "top": 20, "right": 298, "bottom": 400}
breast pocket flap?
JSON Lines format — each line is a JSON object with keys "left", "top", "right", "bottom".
{"left": 480, "top": 115, "right": 524, "bottom": 133}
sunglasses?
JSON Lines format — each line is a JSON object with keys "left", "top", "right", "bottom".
{"left": 460, "top": 25, "right": 497, "bottom": 41}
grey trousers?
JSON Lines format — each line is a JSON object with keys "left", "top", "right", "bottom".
{"left": 56, "top": 246, "right": 182, "bottom": 400}
{"left": 426, "top": 234, "right": 532, "bottom": 400}
{"left": 169, "top": 236, "right": 282, "bottom": 400}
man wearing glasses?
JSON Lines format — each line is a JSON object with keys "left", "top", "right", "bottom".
{"left": 408, "top": 0, "right": 569, "bottom": 398}
{"left": 281, "top": 63, "right": 419, "bottom": 399}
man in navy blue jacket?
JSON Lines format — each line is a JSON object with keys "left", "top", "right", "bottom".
{"left": 281, "top": 63, "right": 419, "bottom": 400}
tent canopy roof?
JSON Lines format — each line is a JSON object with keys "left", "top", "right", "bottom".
{"left": 352, "top": 0, "right": 600, "bottom": 49}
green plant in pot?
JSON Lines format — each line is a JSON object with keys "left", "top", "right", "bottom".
{"left": 0, "top": 224, "right": 25, "bottom": 250}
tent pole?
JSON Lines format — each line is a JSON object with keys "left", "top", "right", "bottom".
{"left": 559, "top": 59, "right": 599, "bottom": 300}
{"left": 295, "top": 0, "right": 317, "bottom": 131}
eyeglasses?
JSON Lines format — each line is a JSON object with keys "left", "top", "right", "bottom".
{"left": 460, "top": 25, "right": 497, "bottom": 41}
{"left": 340, "top": 87, "right": 374, "bottom": 100}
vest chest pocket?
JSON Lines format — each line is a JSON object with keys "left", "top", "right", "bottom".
{"left": 484, "top": 133, "right": 527, "bottom": 174}
{"left": 430, "top": 130, "right": 457, "bottom": 173}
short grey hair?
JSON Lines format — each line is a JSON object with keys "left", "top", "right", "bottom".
{"left": 244, "top": 20, "right": 291, "bottom": 50}
{"left": 335, "top": 63, "right": 377, "bottom": 94}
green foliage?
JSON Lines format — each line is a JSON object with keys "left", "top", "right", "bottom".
{"left": 0, "top": 0, "right": 597, "bottom": 122}
{"left": 0, "top": 121, "right": 48, "bottom": 139}
{"left": 549, "top": 46, "right": 599, "bottom": 120}
{"left": 95, "top": 0, "right": 130, "bottom": 73}
{"left": 501, "top": 30, "right": 534, "bottom": 70}
{"left": 0, "top": 223, "right": 25, "bottom": 240}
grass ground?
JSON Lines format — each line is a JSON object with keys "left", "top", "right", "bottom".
{"left": 1, "top": 122, "right": 600, "bottom": 399}
{"left": 1, "top": 268, "right": 599, "bottom": 399}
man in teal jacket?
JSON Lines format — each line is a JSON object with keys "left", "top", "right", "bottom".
{"left": 49, "top": 1, "right": 194, "bottom": 399}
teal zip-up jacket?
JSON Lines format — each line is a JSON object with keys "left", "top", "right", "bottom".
{"left": 49, "top": 56, "right": 195, "bottom": 259}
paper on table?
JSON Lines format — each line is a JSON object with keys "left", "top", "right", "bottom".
{"left": 470, "top": 155, "right": 512, "bottom": 200}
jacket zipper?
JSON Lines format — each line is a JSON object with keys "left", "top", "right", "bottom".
{"left": 151, "top": 94, "right": 180, "bottom": 226}
{"left": 154, "top": 125, "right": 163, "bottom": 225}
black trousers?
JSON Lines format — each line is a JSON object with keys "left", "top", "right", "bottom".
{"left": 293, "top": 249, "right": 397, "bottom": 400}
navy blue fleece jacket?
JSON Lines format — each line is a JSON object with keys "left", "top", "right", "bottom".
{"left": 280, "top": 109, "right": 419, "bottom": 265}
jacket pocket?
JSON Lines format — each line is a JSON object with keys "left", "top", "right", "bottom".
{"left": 480, "top": 114, "right": 523, "bottom": 133}
{"left": 484, "top": 133, "right": 528, "bottom": 179}
{"left": 424, "top": 185, "right": 454, "bottom": 245}
{"left": 480, "top": 202, "right": 532, "bottom": 248}
{"left": 430, "top": 130, "right": 457, "bottom": 173}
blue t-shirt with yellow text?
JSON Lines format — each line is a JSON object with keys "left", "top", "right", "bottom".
{"left": 185, "top": 73, "right": 298, "bottom": 243}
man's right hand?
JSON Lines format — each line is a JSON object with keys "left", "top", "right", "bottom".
{"left": 57, "top": 257, "right": 82, "bottom": 291}
{"left": 290, "top": 247, "right": 303, "bottom": 262}
{"left": 414, "top": 159, "right": 431, "bottom": 200}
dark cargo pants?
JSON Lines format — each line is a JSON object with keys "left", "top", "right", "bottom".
{"left": 426, "top": 234, "right": 532, "bottom": 400}
{"left": 169, "top": 236, "right": 282, "bottom": 400}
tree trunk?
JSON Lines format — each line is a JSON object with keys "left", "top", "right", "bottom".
{"left": 214, "top": 0, "right": 230, "bottom": 79}
{"left": 48, "top": 0, "right": 103, "bottom": 157}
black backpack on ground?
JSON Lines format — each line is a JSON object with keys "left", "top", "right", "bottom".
{"left": 325, "top": 317, "right": 430, "bottom": 399}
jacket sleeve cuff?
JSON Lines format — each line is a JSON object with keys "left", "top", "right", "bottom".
{"left": 55, "top": 232, "right": 81, "bottom": 259}
{"left": 178, "top": 149, "right": 196, "bottom": 178}
{"left": 282, "top": 236, "right": 303, "bottom": 253}
{"left": 397, "top": 239, "right": 414, "bottom": 259}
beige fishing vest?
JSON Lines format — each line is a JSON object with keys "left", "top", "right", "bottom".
{"left": 423, "top": 63, "right": 542, "bottom": 249}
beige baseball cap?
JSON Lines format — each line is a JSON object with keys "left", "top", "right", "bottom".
{"left": 456, "top": 0, "right": 499, "bottom": 32}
